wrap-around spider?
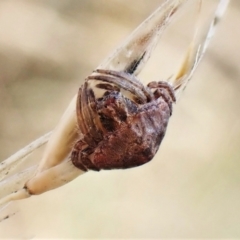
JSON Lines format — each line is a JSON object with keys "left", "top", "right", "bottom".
{"left": 71, "top": 69, "right": 176, "bottom": 171}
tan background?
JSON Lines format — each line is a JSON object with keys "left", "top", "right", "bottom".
{"left": 0, "top": 0, "right": 240, "bottom": 238}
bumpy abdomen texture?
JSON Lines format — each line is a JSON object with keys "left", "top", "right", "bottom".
{"left": 92, "top": 100, "right": 170, "bottom": 170}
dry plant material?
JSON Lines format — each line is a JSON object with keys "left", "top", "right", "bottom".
{"left": 0, "top": 0, "right": 230, "bottom": 222}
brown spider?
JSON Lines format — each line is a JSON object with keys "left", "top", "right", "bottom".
{"left": 71, "top": 69, "right": 176, "bottom": 171}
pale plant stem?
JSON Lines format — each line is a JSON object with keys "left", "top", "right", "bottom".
{"left": 0, "top": 132, "right": 52, "bottom": 182}
{"left": 0, "top": 166, "right": 36, "bottom": 200}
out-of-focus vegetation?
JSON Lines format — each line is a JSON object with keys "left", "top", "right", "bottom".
{"left": 0, "top": 0, "right": 240, "bottom": 238}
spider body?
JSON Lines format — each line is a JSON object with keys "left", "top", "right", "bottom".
{"left": 71, "top": 69, "right": 176, "bottom": 171}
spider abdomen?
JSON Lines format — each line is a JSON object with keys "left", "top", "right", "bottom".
{"left": 92, "top": 98, "right": 171, "bottom": 170}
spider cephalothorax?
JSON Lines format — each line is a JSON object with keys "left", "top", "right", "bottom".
{"left": 71, "top": 69, "right": 176, "bottom": 171}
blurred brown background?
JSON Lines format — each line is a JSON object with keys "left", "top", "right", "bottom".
{"left": 0, "top": 0, "right": 240, "bottom": 238}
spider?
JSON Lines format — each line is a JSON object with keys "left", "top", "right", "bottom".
{"left": 71, "top": 69, "right": 176, "bottom": 171}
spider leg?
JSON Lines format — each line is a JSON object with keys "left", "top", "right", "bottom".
{"left": 147, "top": 81, "right": 176, "bottom": 102}
{"left": 76, "top": 86, "right": 91, "bottom": 143}
{"left": 82, "top": 83, "right": 104, "bottom": 142}
{"left": 96, "top": 69, "right": 153, "bottom": 101}
{"left": 87, "top": 70, "right": 153, "bottom": 104}
{"left": 88, "top": 74, "right": 146, "bottom": 104}
{"left": 71, "top": 141, "right": 88, "bottom": 171}
{"left": 71, "top": 139, "right": 99, "bottom": 171}
{"left": 77, "top": 83, "right": 104, "bottom": 146}
{"left": 147, "top": 81, "right": 176, "bottom": 115}
{"left": 73, "top": 85, "right": 106, "bottom": 171}
{"left": 87, "top": 86, "right": 107, "bottom": 134}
